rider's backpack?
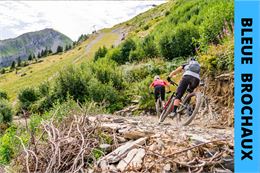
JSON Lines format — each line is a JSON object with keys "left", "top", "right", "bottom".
{"left": 187, "top": 60, "right": 200, "bottom": 74}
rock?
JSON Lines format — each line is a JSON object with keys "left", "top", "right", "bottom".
{"left": 108, "top": 164, "right": 118, "bottom": 172}
{"left": 162, "top": 163, "right": 171, "bottom": 173}
{"left": 187, "top": 150, "right": 193, "bottom": 160}
{"left": 117, "top": 148, "right": 146, "bottom": 171}
{"left": 98, "top": 137, "right": 147, "bottom": 164}
{"left": 116, "top": 136, "right": 127, "bottom": 143}
{"left": 99, "top": 160, "right": 109, "bottom": 171}
{"left": 123, "top": 130, "right": 146, "bottom": 140}
{"left": 99, "top": 144, "right": 112, "bottom": 152}
{"left": 101, "top": 123, "right": 127, "bottom": 131}
{"left": 113, "top": 118, "right": 125, "bottom": 123}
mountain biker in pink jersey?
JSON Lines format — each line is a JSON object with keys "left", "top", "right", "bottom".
{"left": 149, "top": 75, "right": 170, "bottom": 107}
{"left": 167, "top": 57, "right": 200, "bottom": 116}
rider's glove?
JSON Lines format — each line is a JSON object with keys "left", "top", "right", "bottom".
{"left": 167, "top": 76, "right": 171, "bottom": 82}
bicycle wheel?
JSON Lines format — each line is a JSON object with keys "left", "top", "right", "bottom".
{"left": 159, "top": 98, "right": 174, "bottom": 123}
{"left": 177, "top": 92, "right": 202, "bottom": 126}
{"left": 156, "top": 98, "right": 162, "bottom": 118}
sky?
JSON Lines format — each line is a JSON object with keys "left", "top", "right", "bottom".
{"left": 0, "top": 1, "right": 165, "bottom": 41}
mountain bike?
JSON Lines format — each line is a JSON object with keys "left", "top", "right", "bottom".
{"left": 158, "top": 79, "right": 202, "bottom": 126}
{"left": 155, "top": 94, "right": 163, "bottom": 118}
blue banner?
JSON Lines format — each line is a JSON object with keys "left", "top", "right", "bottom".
{"left": 235, "top": 0, "right": 260, "bottom": 172}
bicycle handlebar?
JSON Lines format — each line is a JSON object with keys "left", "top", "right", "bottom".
{"left": 168, "top": 78, "right": 178, "bottom": 87}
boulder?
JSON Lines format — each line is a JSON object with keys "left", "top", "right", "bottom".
{"left": 98, "top": 137, "right": 147, "bottom": 164}
{"left": 117, "top": 148, "right": 146, "bottom": 171}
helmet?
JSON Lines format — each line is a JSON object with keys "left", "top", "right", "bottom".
{"left": 154, "top": 75, "right": 160, "bottom": 80}
{"left": 187, "top": 57, "right": 196, "bottom": 63}
{"left": 190, "top": 57, "right": 196, "bottom": 61}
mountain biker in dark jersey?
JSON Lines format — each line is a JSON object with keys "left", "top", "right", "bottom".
{"left": 167, "top": 58, "right": 200, "bottom": 116}
{"left": 149, "top": 75, "right": 170, "bottom": 107}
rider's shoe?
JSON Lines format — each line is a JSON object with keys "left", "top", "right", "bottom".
{"left": 168, "top": 112, "right": 177, "bottom": 119}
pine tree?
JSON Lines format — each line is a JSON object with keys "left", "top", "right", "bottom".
{"left": 28, "top": 54, "right": 33, "bottom": 61}
{"left": 56, "top": 46, "right": 63, "bottom": 53}
{"left": 37, "top": 52, "right": 41, "bottom": 59}
{"left": 17, "top": 57, "right": 22, "bottom": 67}
{"left": 10, "top": 61, "right": 16, "bottom": 70}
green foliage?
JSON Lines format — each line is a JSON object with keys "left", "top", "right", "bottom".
{"left": 0, "top": 126, "right": 22, "bottom": 164}
{"left": 199, "top": 0, "right": 234, "bottom": 47}
{"left": 18, "top": 87, "right": 39, "bottom": 111}
{"left": 92, "top": 148, "right": 104, "bottom": 160}
{"left": 94, "top": 46, "right": 108, "bottom": 61}
{"left": 106, "top": 48, "right": 122, "bottom": 63}
{"left": 120, "top": 38, "right": 136, "bottom": 61}
{"left": 10, "top": 61, "right": 16, "bottom": 70}
{"left": 137, "top": 76, "right": 155, "bottom": 109}
{"left": 0, "top": 91, "right": 8, "bottom": 100}
{"left": 77, "top": 34, "right": 89, "bottom": 43}
{"left": 0, "top": 68, "right": 6, "bottom": 74}
{"left": 54, "top": 65, "right": 90, "bottom": 103}
{"left": 142, "top": 35, "right": 158, "bottom": 58}
{"left": 91, "top": 58, "right": 124, "bottom": 90}
{"left": 17, "top": 57, "right": 22, "bottom": 67}
{"left": 129, "top": 47, "right": 145, "bottom": 62}
{"left": 0, "top": 99, "right": 12, "bottom": 124}
{"left": 56, "top": 45, "right": 63, "bottom": 53}
{"left": 159, "top": 24, "right": 199, "bottom": 60}
{"left": 199, "top": 37, "right": 234, "bottom": 75}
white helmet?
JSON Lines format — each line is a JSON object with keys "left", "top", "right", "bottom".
{"left": 154, "top": 75, "right": 160, "bottom": 80}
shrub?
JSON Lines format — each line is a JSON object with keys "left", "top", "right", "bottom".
{"left": 199, "top": 1, "right": 234, "bottom": 46}
{"left": 18, "top": 88, "right": 39, "bottom": 111}
{"left": 88, "top": 78, "right": 124, "bottom": 112}
{"left": 137, "top": 76, "right": 155, "bottom": 110}
{"left": 94, "top": 46, "right": 108, "bottom": 61}
{"left": 54, "top": 66, "right": 91, "bottom": 103}
{"left": 159, "top": 24, "right": 200, "bottom": 60}
{"left": 0, "top": 91, "right": 8, "bottom": 100}
{"left": 0, "top": 99, "right": 12, "bottom": 124}
{"left": 109, "top": 38, "right": 137, "bottom": 64}
{"left": 0, "top": 126, "right": 17, "bottom": 164}
{"left": 106, "top": 48, "right": 122, "bottom": 64}
{"left": 129, "top": 48, "right": 145, "bottom": 62}
{"left": 142, "top": 35, "right": 158, "bottom": 58}
{"left": 91, "top": 58, "right": 124, "bottom": 90}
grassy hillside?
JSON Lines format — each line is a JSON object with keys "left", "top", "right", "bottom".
{"left": 0, "top": 30, "right": 120, "bottom": 100}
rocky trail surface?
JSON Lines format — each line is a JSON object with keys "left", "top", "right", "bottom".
{"left": 93, "top": 113, "right": 233, "bottom": 173}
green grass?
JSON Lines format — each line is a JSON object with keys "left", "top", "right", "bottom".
{"left": 0, "top": 31, "right": 120, "bottom": 101}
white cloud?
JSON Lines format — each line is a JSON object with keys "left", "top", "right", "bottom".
{"left": 0, "top": 1, "right": 165, "bottom": 41}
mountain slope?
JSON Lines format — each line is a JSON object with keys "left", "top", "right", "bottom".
{"left": 0, "top": 28, "right": 72, "bottom": 67}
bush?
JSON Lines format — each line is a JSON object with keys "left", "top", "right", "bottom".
{"left": 159, "top": 24, "right": 200, "bottom": 60}
{"left": 121, "top": 38, "right": 136, "bottom": 60}
{"left": 142, "top": 35, "right": 158, "bottom": 58}
{"left": 94, "top": 46, "right": 108, "bottom": 61}
{"left": 199, "top": 1, "right": 234, "bottom": 46}
{"left": 91, "top": 58, "right": 124, "bottom": 90}
{"left": 0, "top": 126, "right": 18, "bottom": 164}
{"left": 88, "top": 78, "right": 124, "bottom": 112}
{"left": 129, "top": 47, "right": 145, "bottom": 62}
{"left": 54, "top": 66, "right": 91, "bottom": 103}
{"left": 106, "top": 48, "right": 122, "bottom": 64}
{"left": 0, "top": 99, "right": 12, "bottom": 124}
{"left": 18, "top": 88, "right": 39, "bottom": 111}
{"left": 137, "top": 76, "right": 155, "bottom": 110}
{"left": 0, "top": 91, "right": 8, "bottom": 100}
